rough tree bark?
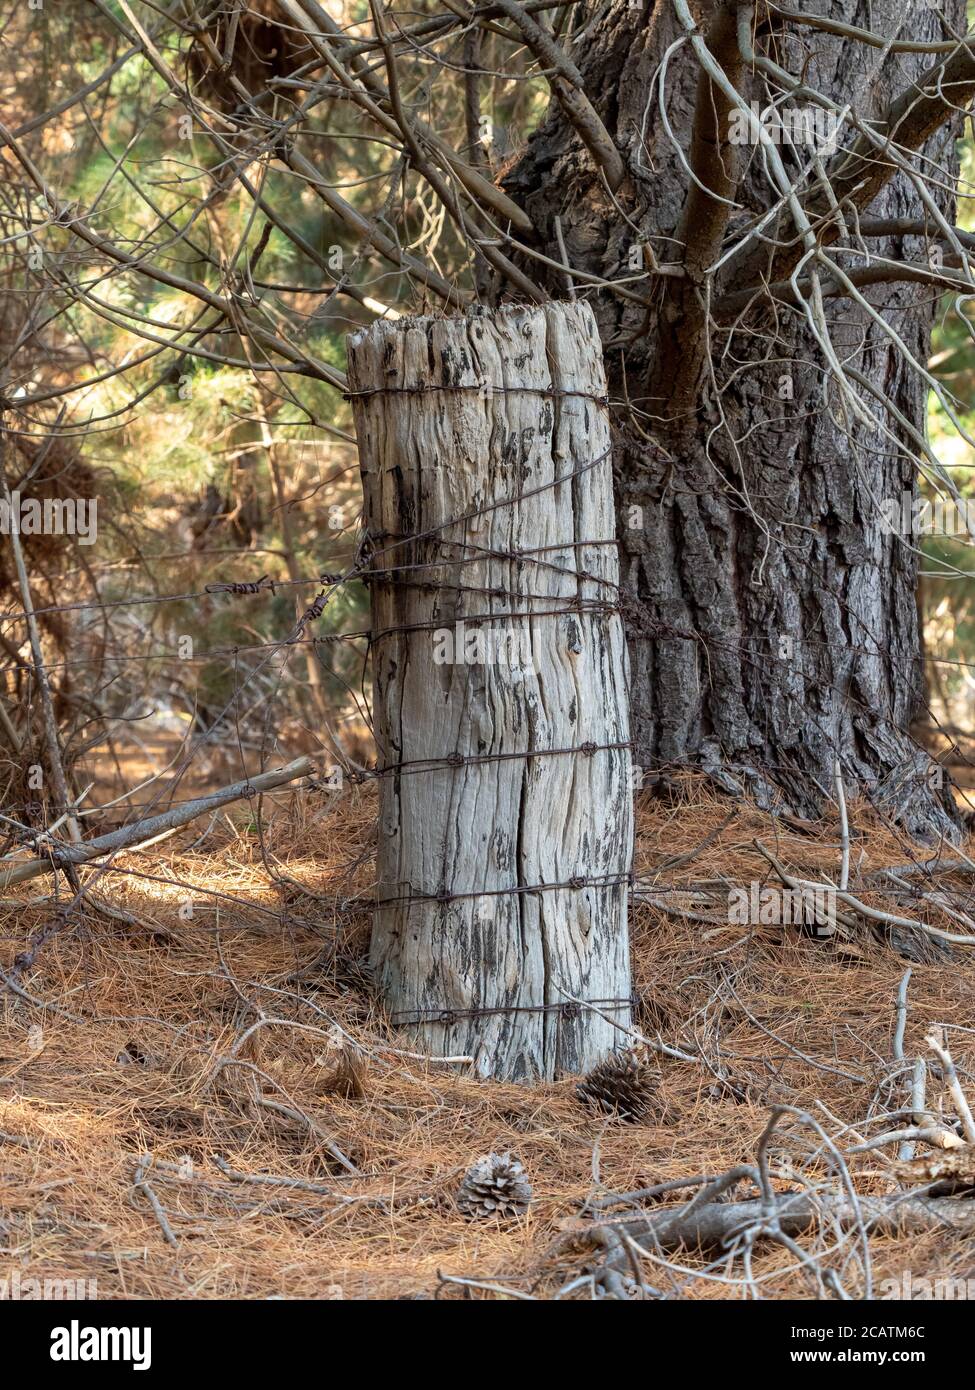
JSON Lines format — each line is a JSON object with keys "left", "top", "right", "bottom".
{"left": 502, "top": 0, "right": 965, "bottom": 839}
{"left": 348, "top": 302, "right": 633, "bottom": 1080}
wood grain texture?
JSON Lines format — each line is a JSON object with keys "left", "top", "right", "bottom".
{"left": 348, "top": 301, "right": 633, "bottom": 1080}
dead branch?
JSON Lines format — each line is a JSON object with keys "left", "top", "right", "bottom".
{"left": 586, "top": 1190, "right": 975, "bottom": 1256}
{"left": 491, "top": 0, "right": 624, "bottom": 189}
{"left": 0, "top": 756, "right": 314, "bottom": 890}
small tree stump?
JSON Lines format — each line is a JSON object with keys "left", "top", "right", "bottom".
{"left": 347, "top": 301, "right": 632, "bottom": 1080}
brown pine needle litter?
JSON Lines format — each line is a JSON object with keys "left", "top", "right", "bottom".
{"left": 1, "top": 774, "right": 975, "bottom": 1300}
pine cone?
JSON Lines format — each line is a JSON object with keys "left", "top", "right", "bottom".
{"left": 456, "top": 1151, "right": 532, "bottom": 1220}
{"left": 576, "top": 1047, "right": 658, "bottom": 1122}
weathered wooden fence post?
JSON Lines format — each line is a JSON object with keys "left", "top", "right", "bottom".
{"left": 347, "top": 301, "right": 632, "bottom": 1081}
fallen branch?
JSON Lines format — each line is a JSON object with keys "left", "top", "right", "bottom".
{"left": 926, "top": 1029, "right": 975, "bottom": 1146}
{"left": 754, "top": 840, "right": 975, "bottom": 946}
{"left": 0, "top": 756, "right": 314, "bottom": 891}
{"left": 212, "top": 1156, "right": 387, "bottom": 1208}
{"left": 132, "top": 1154, "right": 179, "bottom": 1249}
{"left": 585, "top": 1190, "right": 975, "bottom": 1255}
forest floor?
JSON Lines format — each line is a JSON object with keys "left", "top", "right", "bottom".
{"left": 1, "top": 768, "right": 974, "bottom": 1300}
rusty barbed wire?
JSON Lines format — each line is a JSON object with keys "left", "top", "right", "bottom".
{"left": 205, "top": 575, "right": 277, "bottom": 596}
{"left": 390, "top": 997, "right": 634, "bottom": 1026}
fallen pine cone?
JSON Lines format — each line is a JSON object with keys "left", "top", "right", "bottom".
{"left": 456, "top": 1151, "right": 532, "bottom": 1220}
{"left": 576, "top": 1047, "right": 658, "bottom": 1122}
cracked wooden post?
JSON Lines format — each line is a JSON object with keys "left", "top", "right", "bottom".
{"left": 347, "top": 301, "right": 632, "bottom": 1081}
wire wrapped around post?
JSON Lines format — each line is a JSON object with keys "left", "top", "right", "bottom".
{"left": 347, "top": 301, "right": 633, "bottom": 1081}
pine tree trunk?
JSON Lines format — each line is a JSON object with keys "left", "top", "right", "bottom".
{"left": 500, "top": 0, "right": 965, "bottom": 840}
{"left": 347, "top": 301, "right": 633, "bottom": 1080}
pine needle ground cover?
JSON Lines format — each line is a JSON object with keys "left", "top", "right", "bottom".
{"left": 1, "top": 776, "right": 974, "bottom": 1300}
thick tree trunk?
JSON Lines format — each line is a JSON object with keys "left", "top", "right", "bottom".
{"left": 348, "top": 302, "right": 633, "bottom": 1080}
{"left": 503, "top": 0, "right": 964, "bottom": 839}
